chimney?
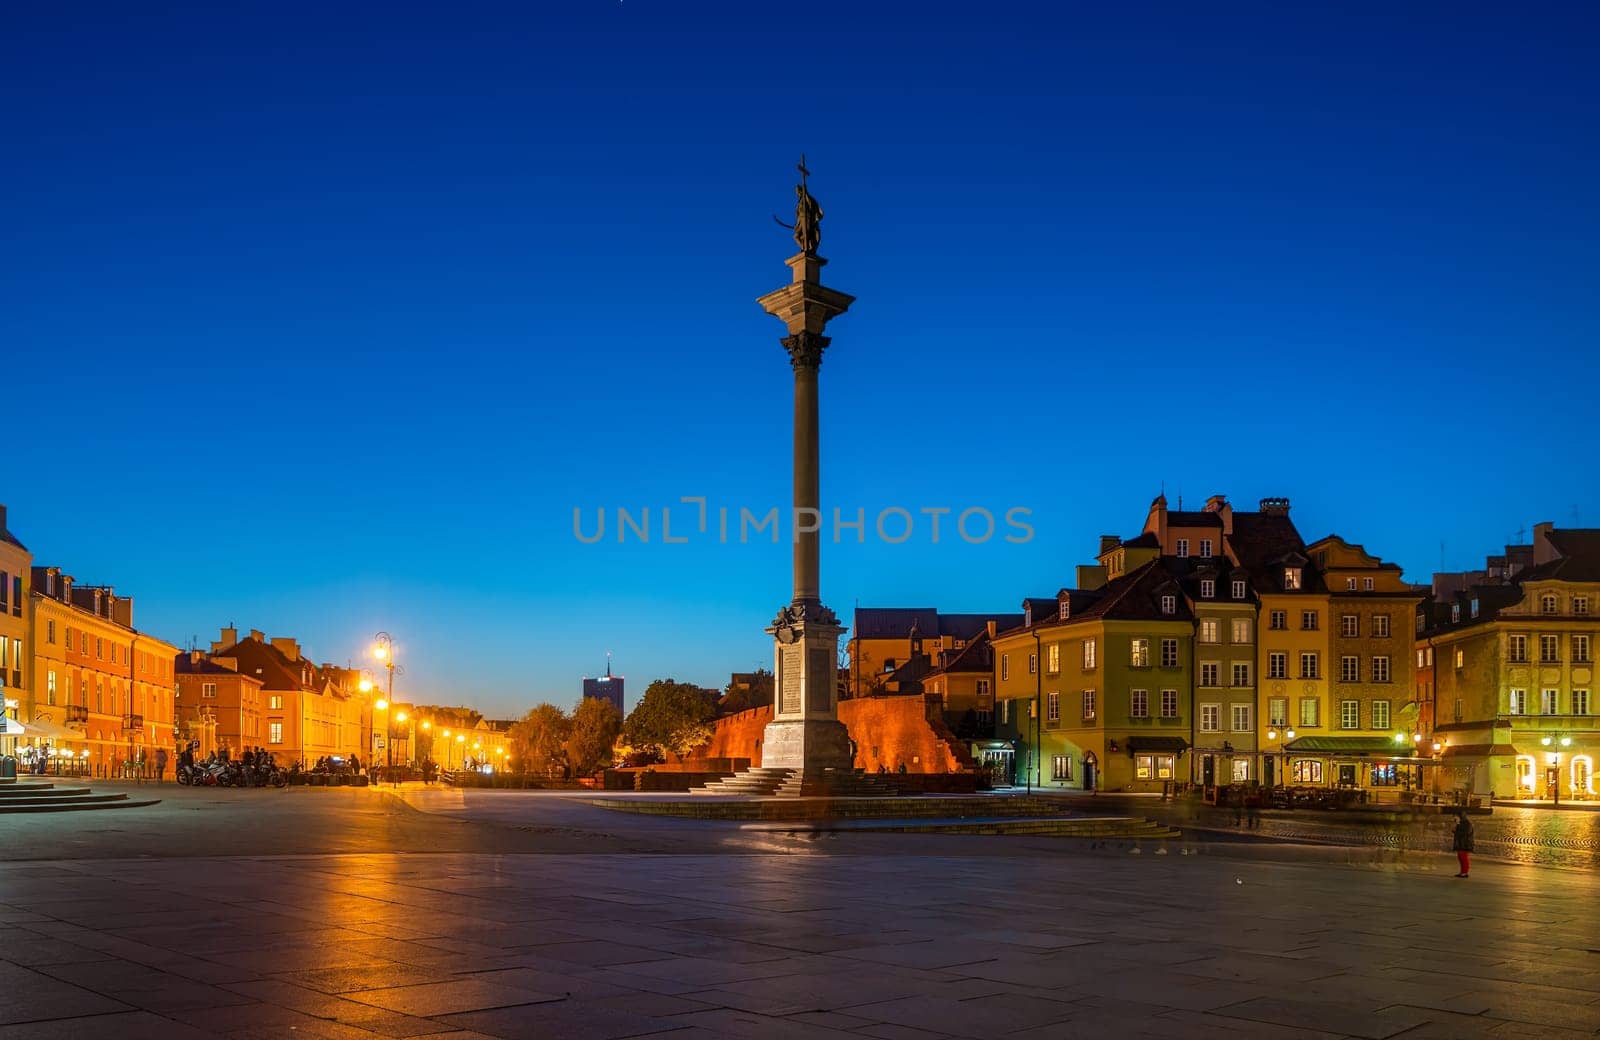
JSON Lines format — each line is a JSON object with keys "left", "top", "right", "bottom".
{"left": 1204, "top": 494, "right": 1234, "bottom": 534}
{"left": 111, "top": 595, "right": 133, "bottom": 628}
{"left": 1259, "top": 497, "right": 1291, "bottom": 517}
{"left": 190, "top": 650, "right": 204, "bottom": 665}
{"left": 1098, "top": 534, "right": 1120, "bottom": 555}
{"left": 1533, "top": 522, "right": 1558, "bottom": 565}
{"left": 986, "top": 620, "right": 997, "bottom": 638}
{"left": 249, "top": 628, "right": 266, "bottom": 643}
{"left": 270, "top": 636, "right": 301, "bottom": 661}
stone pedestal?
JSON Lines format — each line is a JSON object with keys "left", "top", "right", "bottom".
{"left": 763, "top": 604, "right": 850, "bottom": 770}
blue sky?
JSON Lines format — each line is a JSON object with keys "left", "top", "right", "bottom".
{"left": 4, "top": 2, "right": 1597, "bottom": 716}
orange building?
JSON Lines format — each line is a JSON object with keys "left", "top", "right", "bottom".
{"left": 30, "top": 566, "right": 178, "bottom": 773}
{"left": 206, "top": 628, "right": 371, "bottom": 767}
{"left": 174, "top": 651, "right": 265, "bottom": 758}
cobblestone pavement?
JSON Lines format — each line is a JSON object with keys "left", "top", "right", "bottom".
{"left": 1093, "top": 798, "right": 1600, "bottom": 870}
{"left": 4, "top": 833, "right": 1600, "bottom": 1038}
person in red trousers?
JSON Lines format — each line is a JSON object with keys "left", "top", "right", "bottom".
{"left": 1452, "top": 810, "right": 1474, "bottom": 877}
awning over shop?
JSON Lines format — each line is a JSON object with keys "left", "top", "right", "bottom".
{"left": 1441, "top": 743, "right": 1518, "bottom": 759}
{"left": 12, "top": 717, "right": 79, "bottom": 741}
{"left": 1283, "top": 736, "right": 1407, "bottom": 755}
{"left": 1126, "top": 736, "right": 1190, "bottom": 753}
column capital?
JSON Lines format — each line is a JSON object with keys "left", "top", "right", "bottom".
{"left": 782, "top": 331, "right": 830, "bottom": 370}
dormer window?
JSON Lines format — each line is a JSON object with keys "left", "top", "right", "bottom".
{"left": 1451, "top": 604, "right": 1461, "bottom": 623}
{"left": 1470, "top": 598, "right": 1480, "bottom": 618}
{"left": 1199, "top": 539, "right": 1212, "bottom": 558}
{"left": 1346, "top": 578, "right": 1357, "bottom": 591}
{"left": 1363, "top": 577, "right": 1374, "bottom": 591}
{"left": 1200, "top": 580, "right": 1215, "bottom": 599}
{"left": 1176, "top": 539, "right": 1189, "bottom": 558}
{"left": 1231, "top": 579, "right": 1247, "bottom": 599}
{"left": 1160, "top": 595, "right": 1176, "bottom": 615}
{"left": 1284, "top": 567, "right": 1302, "bottom": 590}
{"left": 1024, "top": 604, "right": 1032, "bottom": 626}
{"left": 1058, "top": 600, "right": 1069, "bottom": 620}
{"left": 1541, "top": 594, "right": 1558, "bottom": 615}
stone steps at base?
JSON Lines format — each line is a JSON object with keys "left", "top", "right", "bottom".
{"left": 590, "top": 795, "right": 1090, "bottom": 820}
{"left": 0, "top": 797, "right": 162, "bottom": 814}
{"left": 0, "top": 783, "right": 162, "bottom": 814}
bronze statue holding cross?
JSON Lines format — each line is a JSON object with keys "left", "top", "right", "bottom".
{"left": 774, "top": 155, "right": 824, "bottom": 256}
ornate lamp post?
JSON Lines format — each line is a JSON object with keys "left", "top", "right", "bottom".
{"left": 1540, "top": 733, "right": 1572, "bottom": 806}
{"left": 370, "top": 633, "right": 403, "bottom": 773}
{"left": 1266, "top": 726, "right": 1296, "bottom": 789}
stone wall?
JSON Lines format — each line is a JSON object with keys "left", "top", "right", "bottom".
{"left": 693, "top": 696, "right": 976, "bottom": 774}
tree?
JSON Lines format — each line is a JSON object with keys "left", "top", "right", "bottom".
{"left": 623, "top": 679, "right": 717, "bottom": 760}
{"left": 720, "top": 668, "right": 774, "bottom": 715}
{"left": 508, "top": 704, "right": 571, "bottom": 777}
{"left": 566, "top": 697, "right": 623, "bottom": 775}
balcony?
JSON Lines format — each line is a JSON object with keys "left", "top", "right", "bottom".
{"left": 122, "top": 713, "right": 144, "bottom": 732}
{"left": 66, "top": 705, "right": 89, "bottom": 725}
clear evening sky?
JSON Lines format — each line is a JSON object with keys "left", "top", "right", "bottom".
{"left": 5, "top": 2, "right": 1597, "bottom": 717}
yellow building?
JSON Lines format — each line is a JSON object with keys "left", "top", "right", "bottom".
{"left": 0, "top": 505, "right": 32, "bottom": 760}
{"left": 206, "top": 628, "right": 372, "bottom": 767}
{"left": 1425, "top": 524, "right": 1600, "bottom": 801}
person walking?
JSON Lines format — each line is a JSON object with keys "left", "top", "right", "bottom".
{"left": 155, "top": 746, "right": 168, "bottom": 783}
{"left": 1452, "top": 810, "right": 1474, "bottom": 877}
{"left": 1246, "top": 784, "right": 1262, "bottom": 829}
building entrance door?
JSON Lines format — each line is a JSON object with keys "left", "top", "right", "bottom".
{"left": 1083, "top": 752, "right": 1098, "bottom": 792}
{"left": 981, "top": 748, "right": 1014, "bottom": 787}
{"left": 1264, "top": 757, "right": 1275, "bottom": 787}
{"left": 1337, "top": 764, "right": 1357, "bottom": 788}
{"left": 1201, "top": 755, "right": 1215, "bottom": 786}
{"left": 1546, "top": 766, "right": 1560, "bottom": 799}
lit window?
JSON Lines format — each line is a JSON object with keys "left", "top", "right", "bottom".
{"left": 1200, "top": 619, "right": 1219, "bottom": 643}
{"left": 269, "top": 722, "right": 283, "bottom": 744}
{"left": 1051, "top": 755, "right": 1073, "bottom": 781}
{"left": 1268, "top": 698, "right": 1288, "bottom": 726}
{"left": 1508, "top": 688, "right": 1526, "bottom": 715}
{"left": 1081, "top": 689, "right": 1096, "bottom": 720}
{"left": 269, "top": 695, "right": 284, "bottom": 709}
{"left": 1284, "top": 568, "right": 1302, "bottom": 590}
{"left": 1082, "top": 640, "right": 1096, "bottom": 670}
{"left": 1130, "top": 639, "right": 1150, "bottom": 668}
{"left": 1232, "top": 759, "right": 1250, "bottom": 782}
{"left": 1292, "top": 760, "right": 1324, "bottom": 784}
{"left": 1231, "top": 618, "right": 1252, "bottom": 644}
{"left": 1299, "top": 698, "right": 1320, "bottom": 727}
{"left": 1047, "top": 644, "right": 1060, "bottom": 674}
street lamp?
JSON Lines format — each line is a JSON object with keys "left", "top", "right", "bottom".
{"left": 1540, "top": 733, "right": 1573, "bottom": 806}
{"left": 370, "top": 632, "right": 404, "bottom": 772}
{"left": 1266, "top": 726, "right": 1296, "bottom": 789}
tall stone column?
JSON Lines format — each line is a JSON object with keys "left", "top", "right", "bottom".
{"left": 755, "top": 225, "right": 855, "bottom": 774}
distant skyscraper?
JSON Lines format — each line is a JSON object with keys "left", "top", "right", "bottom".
{"left": 582, "top": 658, "right": 624, "bottom": 714}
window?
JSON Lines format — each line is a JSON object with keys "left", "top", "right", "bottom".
{"left": 1232, "top": 759, "right": 1250, "bottom": 782}
{"left": 1058, "top": 601, "right": 1069, "bottom": 620}
{"left": 1372, "top": 656, "right": 1391, "bottom": 683}
{"left": 96, "top": 637, "right": 104, "bottom": 659}
{"left": 1574, "top": 635, "right": 1591, "bottom": 664}
{"left": 1362, "top": 577, "right": 1374, "bottom": 591}
{"left": 1028, "top": 653, "right": 1037, "bottom": 675}
{"left": 1268, "top": 697, "right": 1288, "bottom": 726}
{"left": 1200, "top": 662, "right": 1220, "bottom": 687}
{"left": 1372, "top": 614, "right": 1391, "bottom": 639}
{"left": 1130, "top": 639, "right": 1150, "bottom": 667}
{"left": 1132, "top": 689, "right": 1150, "bottom": 718}
{"left": 1161, "top": 594, "right": 1176, "bottom": 615}
{"left": 80, "top": 631, "right": 88, "bottom": 653}
{"left": 1372, "top": 700, "right": 1391, "bottom": 730}
{"left": 1231, "top": 579, "right": 1247, "bottom": 599}
{"left": 1268, "top": 652, "right": 1287, "bottom": 679}
{"left": 1540, "top": 635, "right": 1560, "bottom": 663}
{"left": 1284, "top": 567, "right": 1302, "bottom": 590}
{"left": 1047, "top": 644, "right": 1060, "bottom": 674}
{"left": 1541, "top": 594, "right": 1559, "bottom": 615}
{"left": 1341, "top": 615, "right": 1359, "bottom": 638}
{"left": 1081, "top": 689, "right": 1096, "bottom": 720}
{"left": 47, "top": 670, "right": 57, "bottom": 705}
{"left": 1135, "top": 754, "right": 1175, "bottom": 780}
{"left": 1231, "top": 618, "right": 1252, "bottom": 644}
{"left": 1199, "top": 703, "right": 1219, "bottom": 731}
{"left": 1455, "top": 648, "right": 1464, "bottom": 669}
{"left": 1470, "top": 598, "right": 1479, "bottom": 618}
{"left": 1160, "top": 638, "right": 1179, "bottom": 667}
{"left": 1541, "top": 688, "right": 1559, "bottom": 715}
{"left": 1340, "top": 700, "right": 1360, "bottom": 729}
{"left": 269, "top": 722, "right": 284, "bottom": 744}
{"left": 1176, "top": 539, "right": 1190, "bottom": 558}
{"left": 1417, "top": 648, "right": 1425, "bottom": 668}
{"left": 1346, "top": 578, "right": 1357, "bottom": 591}
{"left": 1200, "top": 539, "right": 1213, "bottom": 558}
{"left": 1452, "top": 604, "right": 1461, "bottom": 623}
{"left": 1082, "top": 639, "right": 1096, "bottom": 670}
{"left": 1051, "top": 755, "right": 1073, "bottom": 781}
{"left": 268, "top": 695, "right": 284, "bottom": 709}
{"left": 1575, "top": 689, "right": 1591, "bottom": 716}
{"left": 1299, "top": 698, "right": 1320, "bottom": 727}
{"left": 1200, "top": 579, "right": 1215, "bottom": 599}
{"left": 1046, "top": 691, "right": 1060, "bottom": 723}
{"left": 1269, "top": 610, "right": 1287, "bottom": 631}
{"left": 1340, "top": 656, "right": 1360, "bottom": 683}
{"left": 1160, "top": 689, "right": 1178, "bottom": 718}
{"left": 1509, "top": 688, "right": 1527, "bottom": 715}
{"left": 1231, "top": 704, "right": 1252, "bottom": 732}
{"left": 201, "top": 683, "right": 217, "bottom": 699}
{"left": 1231, "top": 662, "right": 1251, "bottom": 687}
{"left": 1301, "top": 610, "right": 1319, "bottom": 631}
{"left": 1300, "top": 652, "right": 1320, "bottom": 679}
{"left": 1000, "top": 655, "right": 1008, "bottom": 681}
{"left": 1199, "top": 619, "right": 1219, "bottom": 643}
{"left": 1292, "top": 760, "right": 1323, "bottom": 783}
{"left": 46, "top": 620, "right": 55, "bottom": 644}
{"left": 1576, "top": 597, "right": 1590, "bottom": 616}
{"left": 976, "top": 678, "right": 991, "bottom": 701}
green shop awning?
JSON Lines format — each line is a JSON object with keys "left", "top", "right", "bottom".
{"left": 1283, "top": 736, "right": 1410, "bottom": 755}
{"left": 1126, "top": 736, "right": 1190, "bottom": 753}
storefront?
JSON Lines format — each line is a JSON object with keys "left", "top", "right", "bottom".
{"left": 1280, "top": 735, "right": 1430, "bottom": 792}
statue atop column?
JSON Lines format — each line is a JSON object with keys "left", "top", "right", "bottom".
{"left": 774, "top": 154, "right": 823, "bottom": 256}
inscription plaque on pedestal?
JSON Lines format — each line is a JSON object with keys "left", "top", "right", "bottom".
{"left": 779, "top": 643, "right": 803, "bottom": 714}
